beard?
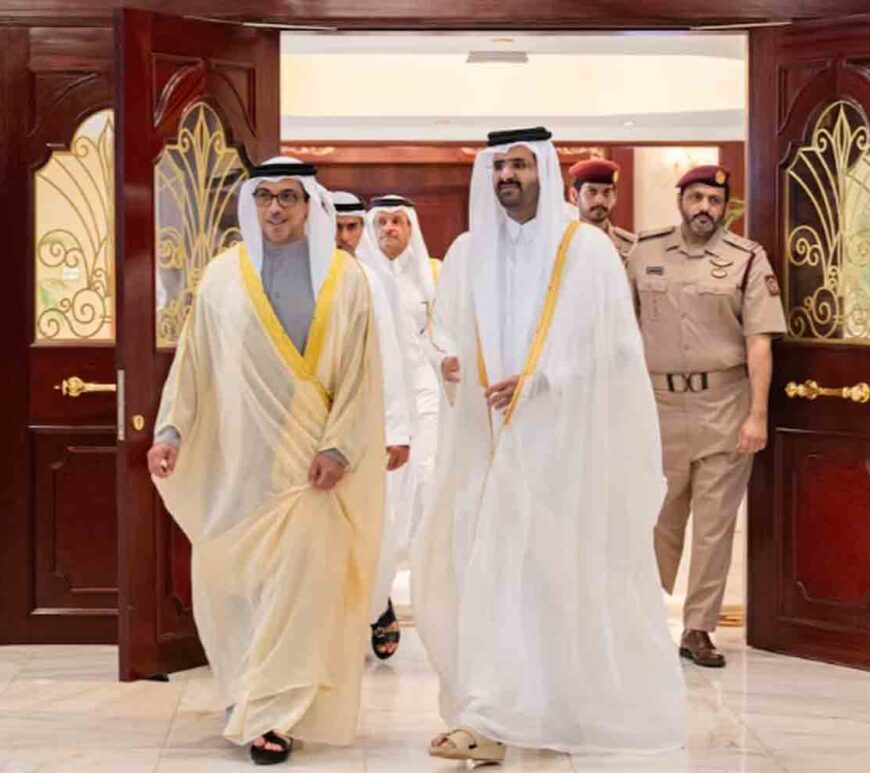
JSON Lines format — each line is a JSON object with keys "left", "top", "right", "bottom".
{"left": 685, "top": 211, "right": 721, "bottom": 235}
{"left": 585, "top": 205, "right": 609, "bottom": 223}
{"left": 496, "top": 181, "right": 522, "bottom": 206}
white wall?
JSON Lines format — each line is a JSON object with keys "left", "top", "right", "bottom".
{"left": 632, "top": 146, "right": 721, "bottom": 231}
{"left": 282, "top": 54, "right": 744, "bottom": 118}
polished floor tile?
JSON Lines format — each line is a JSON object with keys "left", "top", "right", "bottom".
{"left": 0, "top": 622, "right": 868, "bottom": 772}
{"left": 0, "top": 748, "right": 162, "bottom": 773}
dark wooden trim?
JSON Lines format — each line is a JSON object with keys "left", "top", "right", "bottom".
{"left": 747, "top": 24, "right": 788, "bottom": 654}
{"left": 609, "top": 146, "right": 635, "bottom": 232}
{"left": 0, "top": 26, "right": 33, "bottom": 645}
{"left": 1, "top": 3, "right": 869, "bottom": 29}
{"left": 719, "top": 140, "right": 745, "bottom": 235}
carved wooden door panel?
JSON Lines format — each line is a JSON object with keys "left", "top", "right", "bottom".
{"left": 116, "top": 9, "right": 278, "bottom": 680}
{"left": 0, "top": 27, "right": 118, "bottom": 645}
{"left": 748, "top": 18, "right": 870, "bottom": 668}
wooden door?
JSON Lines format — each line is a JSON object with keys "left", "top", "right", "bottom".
{"left": 116, "top": 9, "right": 278, "bottom": 680}
{"left": 748, "top": 17, "right": 870, "bottom": 668}
{"left": 0, "top": 26, "right": 118, "bottom": 644}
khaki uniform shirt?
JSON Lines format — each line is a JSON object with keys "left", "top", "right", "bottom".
{"left": 605, "top": 222, "right": 638, "bottom": 264}
{"left": 627, "top": 226, "right": 787, "bottom": 374}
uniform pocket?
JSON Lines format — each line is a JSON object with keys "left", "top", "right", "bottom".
{"left": 637, "top": 276, "right": 669, "bottom": 322}
{"left": 685, "top": 281, "right": 737, "bottom": 323}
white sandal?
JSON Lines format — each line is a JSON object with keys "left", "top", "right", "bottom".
{"left": 429, "top": 727, "right": 506, "bottom": 763}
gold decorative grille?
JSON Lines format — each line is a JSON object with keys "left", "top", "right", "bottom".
{"left": 155, "top": 102, "right": 248, "bottom": 348}
{"left": 34, "top": 109, "right": 114, "bottom": 343}
{"left": 785, "top": 100, "right": 870, "bottom": 343}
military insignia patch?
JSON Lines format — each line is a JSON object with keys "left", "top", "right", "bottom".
{"left": 646, "top": 266, "right": 664, "bottom": 275}
{"left": 765, "top": 274, "right": 780, "bottom": 296}
{"left": 715, "top": 170, "right": 727, "bottom": 185}
{"left": 613, "top": 170, "right": 620, "bottom": 184}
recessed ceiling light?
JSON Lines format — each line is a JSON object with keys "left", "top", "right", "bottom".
{"left": 467, "top": 51, "right": 528, "bottom": 64}
{"left": 623, "top": 120, "right": 636, "bottom": 127}
{"left": 491, "top": 37, "right": 515, "bottom": 44}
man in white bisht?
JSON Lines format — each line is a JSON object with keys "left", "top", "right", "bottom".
{"left": 147, "top": 159, "right": 384, "bottom": 765}
{"left": 358, "top": 195, "right": 441, "bottom": 659}
{"left": 331, "top": 191, "right": 413, "bottom": 659}
{"left": 414, "top": 128, "right": 685, "bottom": 762}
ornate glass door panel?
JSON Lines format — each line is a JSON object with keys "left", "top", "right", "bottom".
{"left": 116, "top": 9, "right": 278, "bottom": 681}
{"left": 785, "top": 100, "right": 870, "bottom": 343}
{"left": 748, "top": 23, "right": 870, "bottom": 669}
{"left": 35, "top": 109, "right": 115, "bottom": 344}
{"left": 154, "top": 102, "right": 247, "bottom": 349}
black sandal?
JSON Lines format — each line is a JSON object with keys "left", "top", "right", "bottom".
{"left": 250, "top": 731, "right": 293, "bottom": 766}
{"left": 371, "top": 598, "right": 401, "bottom": 660}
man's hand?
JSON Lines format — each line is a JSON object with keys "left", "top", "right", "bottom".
{"left": 485, "top": 375, "right": 521, "bottom": 413}
{"left": 386, "top": 444, "right": 410, "bottom": 471}
{"left": 441, "top": 356, "right": 461, "bottom": 384}
{"left": 308, "top": 452, "right": 346, "bottom": 490}
{"left": 148, "top": 443, "right": 179, "bottom": 479}
{"left": 737, "top": 413, "right": 768, "bottom": 455}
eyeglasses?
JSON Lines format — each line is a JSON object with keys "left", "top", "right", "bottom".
{"left": 252, "top": 189, "right": 306, "bottom": 208}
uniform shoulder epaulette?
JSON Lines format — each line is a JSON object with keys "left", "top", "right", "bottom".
{"left": 611, "top": 225, "right": 637, "bottom": 244}
{"left": 721, "top": 230, "right": 760, "bottom": 254}
{"left": 637, "top": 226, "right": 676, "bottom": 242}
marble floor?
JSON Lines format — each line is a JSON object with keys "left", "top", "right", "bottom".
{"left": 0, "top": 623, "right": 868, "bottom": 773}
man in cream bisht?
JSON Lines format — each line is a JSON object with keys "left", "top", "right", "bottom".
{"left": 147, "top": 158, "right": 384, "bottom": 765}
{"left": 358, "top": 195, "right": 440, "bottom": 659}
{"left": 414, "top": 128, "right": 685, "bottom": 762}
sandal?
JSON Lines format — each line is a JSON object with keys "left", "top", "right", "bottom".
{"left": 250, "top": 731, "right": 293, "bottom": 766}
{"left": 371, "top": 599, "right": 401, "bottom": 660}
{"left": 429, "top": 727, "right": 506, "bottom": 763}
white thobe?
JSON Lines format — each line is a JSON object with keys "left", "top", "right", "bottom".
{"left": 369, "top": 247, "right": 440, "bottom": 619}
{"left": 360, "top": 263, "right": 410, "bottom": 447}
{"left": 414, "top": 222, "right": 686, "bottom": 753}
{"left": 360, "top": 262, "right": 413, "bottom": 620}
{"left": 499, "top": 216, "right": 546, "bottom": 378}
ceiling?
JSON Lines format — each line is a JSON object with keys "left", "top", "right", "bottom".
{"left": 281, "top": 31, "right": 747, "bottom": 142}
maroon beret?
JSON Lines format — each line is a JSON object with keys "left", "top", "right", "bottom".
{"left": 569, "top": 158, "right": 621, "bottom": 186}
{"left": 677, "top": 164, "right": 730, "bottom": 192}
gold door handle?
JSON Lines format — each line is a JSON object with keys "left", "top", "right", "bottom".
{"left": 785, "top": 380, "right": 870, "bottom": 404}
{"left": 54, "top": 376, "right": 117, "bottom": 398}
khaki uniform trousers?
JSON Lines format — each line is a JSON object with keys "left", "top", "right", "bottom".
{"left": 653, "top": 376, "right": 753, "bottom": 632}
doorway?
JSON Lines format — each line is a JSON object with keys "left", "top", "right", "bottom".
{"left": 0, "top": 12, "right": 867, "bottom": 677}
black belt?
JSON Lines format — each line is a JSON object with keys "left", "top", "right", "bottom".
{"left": 650, "top": 366, "right": 746, "bottom": 394}
{"left": 666, "top": 372, "right": 709, "bottom": 393}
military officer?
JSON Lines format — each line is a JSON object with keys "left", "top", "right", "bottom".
{"left": 627, "top": 164, "right": 787, "bottom": 668}
{"left": 568, "top": 158, "right": 636, "bottom": 262}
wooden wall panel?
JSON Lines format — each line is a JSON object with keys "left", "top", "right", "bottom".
{"left": 314, "top": 161, "right": 473, "bottom": 258}
{"left": 288, "top": 141, "right": 743, "bottom": 252}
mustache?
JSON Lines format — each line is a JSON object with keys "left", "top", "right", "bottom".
{"left": 498, "top": 181, "right": 521, "bottom": 190}
{"left": 692, "top": 213, "right": 713, "bottom": 222}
